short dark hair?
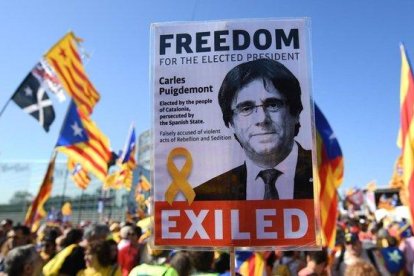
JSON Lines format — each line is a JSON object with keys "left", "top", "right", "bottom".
{"left": 1, "top": 219, "right": 13, "bottom": 227}
{"left": 88, "top": 240, "right": 115, "bottom": 267}
{"left": 62, "top": 228, "right": 83, "bottom": 247}
{"left": 13, "top": 225, "right": 31, "bottom": 236}
{"left": 84, "top": 223, "right": 110, "bottom": 242}
{"left": 307, "top": 248, "right": 328, "bottom": 265}
{"left": 5, "top": 244, "right": 38, "bottom": 275}
{"left": 169, "top": 251, "right": 192, "bottom": 276}
{"left": 218, "top": 59, "right": 303, "bottom": 135}
{"left": 133, "top": 225, "right": 142, "bottom": 237}
{"left": 188, "top": 251, "right": 214, "bottom": 272}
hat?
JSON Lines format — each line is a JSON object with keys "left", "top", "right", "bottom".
{"left": 345, "top": 232, "right": 359, "bottom": 244}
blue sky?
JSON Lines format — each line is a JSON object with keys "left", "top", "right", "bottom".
{"left": 0, "top": 0, "right": 411, "bottom": 203}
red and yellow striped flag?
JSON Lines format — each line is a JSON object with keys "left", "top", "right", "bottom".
{"left": 237, "top": 252, "right": 266, "bottom": 276}
{"left": 119, "top": 165, "right": 134, "bottom": 190}
{"left": 315, "top": 104, "right": 344, "bottom": 249}
{"left": 104, "top": 125, "right": 137, "bottom": 190}
{"left": 118, "top": 125, "right": 137, "bottom": 190}
{"left": 104, "top": 168, "right": 131, "bottom": 190}
{"left": 398, "top": 44, "right": 414, "bottom": 228}
{"left": 56, "top": 101, "right": 111, "bottom": 183}
{"left": 138, "top": 174, "right": 152, "bottom": 192}
{"left": 67, "top": 158, "right": 91, "bottom": 190}
{"left": 24, "top": 153, "right": 56, "bottom": 232}
{"left": 45, "top": 32, "right": 100, "bottom": 115}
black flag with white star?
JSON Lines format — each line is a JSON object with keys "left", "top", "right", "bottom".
{"left": 11, "top": 65, "right": 55, "bottom": 132}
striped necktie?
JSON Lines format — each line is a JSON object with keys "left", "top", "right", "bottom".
{"left": 258, "top": 169, "right": 281, "bottom": 199}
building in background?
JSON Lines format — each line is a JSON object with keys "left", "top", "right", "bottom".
{"left": 127, "top": 129, "right": 152, "bottom": 218}
{"left": 0, "top": 129, "right": 153, "bottom": 224}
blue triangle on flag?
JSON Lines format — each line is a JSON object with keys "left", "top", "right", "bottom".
{"left": 56, "top": 101, "right": 89, "bottom": 147}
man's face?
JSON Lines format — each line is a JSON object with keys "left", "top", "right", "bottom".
{"left": 230, "top": 78, "right": 299, "bottom": 166}
{"left": 10, "top": 229, "right": 30, "bottom": 248}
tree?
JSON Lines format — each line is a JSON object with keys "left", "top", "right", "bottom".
{"left": 9, "top": 190, "right": 33, "bottom": 204}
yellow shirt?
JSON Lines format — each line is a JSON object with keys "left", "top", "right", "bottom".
{"left": 76, "top": 265, "right": 121, "bottom": 276}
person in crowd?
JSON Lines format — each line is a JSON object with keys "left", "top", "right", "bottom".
{"left": 118, "top": 225, "right": 132, "bottom": 251}
{"left": 298, "top": 249, "right": 328, "bottom": 276}
{"left": 380, "top": 236, "right": 405, "bottom": 275}
{"left": 39, "top": 228, "right": 60, "bottom": 262}
{"left": 272, "top": 251, "right": 305, "bottom": 275}
{"left": 109, "top": 222, "right": 121, "bottom": 243}
{"left": 0, "top": 225, "right": 32, "bottom": 260}
{"left": 344, "top": 260, "right": 379, "bottom": 276}
{"left": 107, "top": 239, "right": 119, "bottom": 267}
{"left": 129, "top": 244, "right": 177, "bottom": 276}
{"left": 4, "top": 244, "right": 43, "bottom": 276}
{"left": 188, "top": 251, "right": 218, "bottom": 275}
{"left": 118, "top": 225, "right": 142, "bottom": 276}
{"left": 77, "top": 240, "right": 121, "bottom": 276}
{"left": 129, "top": 263, "right": 178, "bottom": 276}
{"left": 138, "top": 231, "right": 170, "bottom": 265}
{"left": 0, "top": 219, "right": 13, "bottom": 248}
{"left": 83, "top": 223, "right": 110, "bottom": 245}
{"left": 9, "top": 225, "right": 32, "bottom": 249}
{"left": 399, "top": 223, "right": 414, "bottom": 275}
{"left": 213, "top": 252, "right": 230, "bottom": 275}
{"left": 332, "top": 232, "right": 390, "bottom": 276}
{"left": 169, "top": 251, "right": 192, "bottom": 276}
{"left": 43, "top": 228, "right": 86, "bottom": 276}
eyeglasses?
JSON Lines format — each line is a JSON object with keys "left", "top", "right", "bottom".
{"left": 232, "top": 98, "right": 286, "bottom": 117}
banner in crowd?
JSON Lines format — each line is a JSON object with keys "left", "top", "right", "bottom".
{"left": 152, "top": 18, "right": 318, "bottom": 248}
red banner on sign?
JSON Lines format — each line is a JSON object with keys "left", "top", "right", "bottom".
{"left": 154, "top": 200, "right": 316, "bottom": 247}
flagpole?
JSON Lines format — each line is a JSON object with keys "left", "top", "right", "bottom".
{"left": 230, "top": 247, "right": 235, "bottom": 276}
{"left": 77, "top": 189, "right": 84, "bottom": 225}
{"left": 0, "top": 98, "right": 12, "bottom": 118}
{"left": 60, "top": 168, "right": 69, "bottom": 210}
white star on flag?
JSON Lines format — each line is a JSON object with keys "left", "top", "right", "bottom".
{"left": 388, "top": 249, "right": 402, "bottom": 263}
{"left": 71, "top": 122, "right": 83, "bottom": 137}
{"left": 130, "top": 142, "right": 136, "bottom": 151}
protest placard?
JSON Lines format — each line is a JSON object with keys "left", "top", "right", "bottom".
{"left": 152, "top": 18, "right": 319, "bottom": 248}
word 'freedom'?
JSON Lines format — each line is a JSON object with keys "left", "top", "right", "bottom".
{"left": 159, "top": 29, "right": 299, "bottom": 55}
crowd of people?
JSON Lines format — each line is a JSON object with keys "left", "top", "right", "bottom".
{"left": 0, "top": 213, "right": 412, "bottom": 276}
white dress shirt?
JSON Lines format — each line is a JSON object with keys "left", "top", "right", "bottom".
{"left": 246, "top": 142, "right": 298, "bottom": 200}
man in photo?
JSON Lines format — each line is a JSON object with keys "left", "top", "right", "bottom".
{"left": 194, "top": 58, "right": 313, "bottom": 200}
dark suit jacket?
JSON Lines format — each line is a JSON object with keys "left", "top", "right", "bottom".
{"left": 194, "top": 143, "right": 313, "bottom": 200}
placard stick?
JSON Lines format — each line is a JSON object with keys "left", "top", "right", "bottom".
{"left": 230, "top": 247, "right": 235, "bottom": 276}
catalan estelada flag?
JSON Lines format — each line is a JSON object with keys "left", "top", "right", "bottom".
{"left": 67, "top": 158, "right": 91, "bottom": 190}
{"left": 236, "top": 251, "right": 266, "bottom": 276}
{"left": 397, "top": 44, "right": 414, "bottom": 229}
{"left": 118, "top": 124, "right": 137, "bottom": 190}
{"left": 24, "top": 153, "right": 56, "bottom": 232}
{"left": 56, "top": 101, "right": 111, "bottom": 182}
{"left": 315, "top": 104, "right": 344, "bottom": 249}
{"left": 44, "top": 32, "right": 99, "bottom": 115}
{"left": 105, "top": 124, "right": 137, "bottom": 190}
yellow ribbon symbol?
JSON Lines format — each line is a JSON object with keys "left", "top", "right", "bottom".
{"left": 165, "top": 147, "right": 196, "bottom": 205}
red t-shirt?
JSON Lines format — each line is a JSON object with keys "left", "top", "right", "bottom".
{"left": 118, "top": 244, "right": 140, "bottom": 276}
